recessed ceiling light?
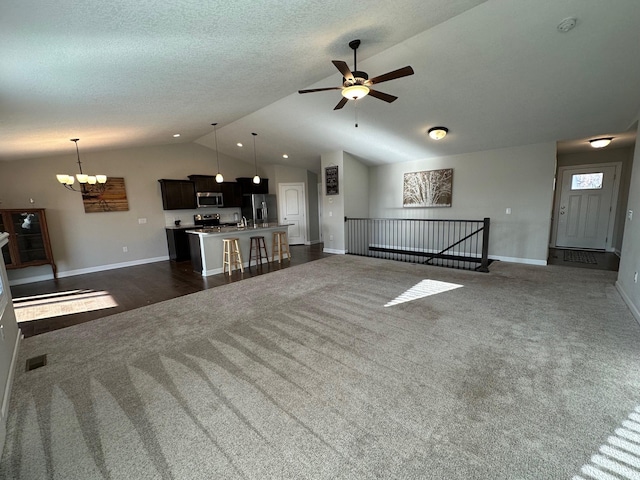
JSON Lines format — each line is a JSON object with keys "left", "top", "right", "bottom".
{"left": 589, "top": 137, "right": 613, "bottom": 148}
{"left": 428, "top": 127, "right": 448, "bottom": 140}
{"left": 283, "top": 154, "right": 289, "bottom": 158}
{"left": 173, "top": 133, "right": 180, "bottom": 137}
{"left": 237, "top": 143, "right": 243, "bottom": 147}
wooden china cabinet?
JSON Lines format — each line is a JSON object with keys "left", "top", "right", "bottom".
{"left": 0, "top": 209, "right": 57, "bottom": 278}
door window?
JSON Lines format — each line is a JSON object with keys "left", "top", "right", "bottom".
{"left": 571, "top": 172, "right": 603, "bottom": 190}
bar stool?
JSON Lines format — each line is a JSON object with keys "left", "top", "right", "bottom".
{"left": 249, "top": 236, "right": 268, "bottom": 269}
{"left": 271, "top": 231, "right": 291, "bottom": 264}
{"left": 222, "top": 238, "right": 244, "bottom": 274}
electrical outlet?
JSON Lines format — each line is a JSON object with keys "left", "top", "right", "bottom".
{"left": 634, "top": 272, "right": 638, "bottom": 283}
{"left": 138, "top": 218, "right": 147, "bottom": 224}
{"left": 628, "top": 210, "right": 633, "bottom": 221}
{"left": 329, "top": 234, "right": 334, "bottom": 241}
{"left": 123, "top": 246, "right": 128, "bottom": 253}
{"left": 505, "top": 208, "right": 511, "bottom": 215}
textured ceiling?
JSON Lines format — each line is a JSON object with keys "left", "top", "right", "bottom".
{"left": 1, "top": 0, "right": 639, "bottom": 172}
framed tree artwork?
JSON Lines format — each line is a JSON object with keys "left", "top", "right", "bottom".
{"left": 403, "top": 168, "right": 453, "bottom": 207}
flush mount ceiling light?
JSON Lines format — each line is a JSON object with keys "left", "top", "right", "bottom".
{"left": 251, "top": 132, "right": 261, "bottom": 184}
{"left": 428, "top": 127, "right": 448, "bottom": 140}
{"left": 56, "top": 139, "right": 107, "bottom": 192}
{"left": 237, "top": 143, "right": 243, "bottom": 147}
{"left": 173, "top": 133, "right": 181, "bottom": 138}
{"left": 211, "top": 123, "right": 224, "bottom": 183}
{"left": 589, "top": 137, "right": 613, "bottom": 148}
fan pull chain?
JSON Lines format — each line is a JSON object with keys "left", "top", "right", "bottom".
{"left": 354, "top": 98, "right": 359, "bottom": 128}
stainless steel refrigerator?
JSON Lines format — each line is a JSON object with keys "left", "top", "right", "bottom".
{"left": 241, "top": 194, "right": 278, "bottom": 225}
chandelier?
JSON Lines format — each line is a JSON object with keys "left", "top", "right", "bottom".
{"left": 56, "top": 139, "right": 107, "bottom": 192}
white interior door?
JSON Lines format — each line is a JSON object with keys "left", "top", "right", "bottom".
{"left": 278, "top": 183, "right": 306, "bottom": 245}
{"left": 554, "top": 165, "right": 617, "bottom": 249}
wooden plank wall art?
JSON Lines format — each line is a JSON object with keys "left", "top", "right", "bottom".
{"left": 82, "top": 177, "right": 129, "bottom": 213}
{"left": 403, "top": 168, "right": 453, "bottom": 207}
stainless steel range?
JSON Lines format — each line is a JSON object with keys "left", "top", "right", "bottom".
{"left": 193, "top": 213, "right": 220, "bottom": 227}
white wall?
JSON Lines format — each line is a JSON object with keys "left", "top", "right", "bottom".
{"left": 616, "top": 127, "right": 640, "bottom": 323}
{"left": 343, "top": 152, "right": 369, "bottom": 219}
{"left": 369, "top": 142, "right": 557, "bottom": 263}
{"left": 320, "top": 151, "right": 346, "bottom": 253}
{"left": 0, "top": 233, "right": 20, "bottom": 457}
{"left": 0, "top": 142, "right": 261, "bottom": 282}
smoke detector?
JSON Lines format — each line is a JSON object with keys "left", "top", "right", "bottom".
{"left": 557, "top": 17, "right": 577, "bottom": 33}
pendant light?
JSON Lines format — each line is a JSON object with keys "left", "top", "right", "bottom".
{"left": 212, "top": 123, "right": 224, "bottom": 183}
{"left": 252, "top": 132, "right": 261, "bottom": 184}
{"left": 56, "top": 139, "right": 107, "bottom": 192}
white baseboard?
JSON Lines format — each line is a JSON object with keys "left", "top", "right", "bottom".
{"left": 615, "top": 281, "right": 640, "bottom": 326}
{"left": 0, "top": 328, "right": 21, "bottom": 458}
{"left": 323, "top": 248, "right": 345, "bottom": 254}
{"left": 9, "top": 256, "right": 170, "bottom": 286}
{"left": 305, "top": 239, "right": 322, "bottom": 245}
{"left": 489, "top": 255, "right": 547, "bottom": 266}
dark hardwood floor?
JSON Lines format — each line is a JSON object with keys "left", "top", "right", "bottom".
{"left": 12, "top": 244, "right": 331, "bottom": 338}
{"left": 547, "top": 247, "right": 620, "bottom": 271}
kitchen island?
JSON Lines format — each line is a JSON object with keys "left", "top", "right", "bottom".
{"left": 186, "top": 223, "right": 290, "bottom": 276}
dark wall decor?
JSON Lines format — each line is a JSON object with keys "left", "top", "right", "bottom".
{"left": 325, "top": 165, "right": 339, "bottom": 195}
{"left": 82, "top": 177, "right": 129, "bottom": 213}
{"left": 403, "top": 168, "right": 453, "bottom": 207}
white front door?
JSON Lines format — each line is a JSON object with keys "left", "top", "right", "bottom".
{"left": 554, "top": 165, "right": 617, "bottom": 249}
{"left": 278, "top": 183, "right": 306, "bottom": 245}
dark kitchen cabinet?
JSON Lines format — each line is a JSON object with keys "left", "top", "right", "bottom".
{"left": 165, "top": 228, "right": 191, "bottom": 261}
{"left": 220, "top": 182, "right": 243, "bottom": 207}
{"left": 158, "top": 179, "right": 197, "bottom": 210}
{"left": 236, "top": 177, "right": 269, "bottom": 195}
{"left": 188, "top": 175, "right": 221, "bottom": 193}
{"left": 0, "top": 208, "right": 57, "bottom": 278}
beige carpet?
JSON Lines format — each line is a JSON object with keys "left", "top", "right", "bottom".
{"left": 1, "top": 256, "right": 639, "bottom": 479}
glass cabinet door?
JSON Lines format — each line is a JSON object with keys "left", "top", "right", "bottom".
{"left": 0, "top": 215, "right": 11, "bottom": 265}
{"left": 11, "top": 212, "right": 47, "bottom": 263}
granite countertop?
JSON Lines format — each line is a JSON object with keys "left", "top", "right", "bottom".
{"left": 165, "top": 224, "right": 196, "bottom": 230}
{"left": 186, "top": 223, "right": 288, "bottom": 235}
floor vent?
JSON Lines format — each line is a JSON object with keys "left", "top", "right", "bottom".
{"left": 25, "top": 354, "right": 47, "bottom": 372}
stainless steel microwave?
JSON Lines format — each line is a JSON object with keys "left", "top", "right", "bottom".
{"left": 196, "top": 192, "right": 223, "bottom": 208}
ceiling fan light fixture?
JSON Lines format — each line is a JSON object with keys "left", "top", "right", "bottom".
{"left": 341, "top": 84, "right": 369, "bottom": 100}
{"left": 589, "top": 137, "right": 612, "bottom": 148}
{"left": 428, "top": 127, "right": 449, "bottom": 140}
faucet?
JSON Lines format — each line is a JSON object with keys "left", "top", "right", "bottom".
{"left": 242, "top": 216, "right": 247, "bottom": 227}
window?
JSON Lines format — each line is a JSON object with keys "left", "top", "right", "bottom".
{"left": 571, "top": 172, "right": 603, "bottom": 190}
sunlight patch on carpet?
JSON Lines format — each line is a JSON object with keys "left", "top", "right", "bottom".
{"left": 572, "top": 405, "right": 640, "bottom": 480}
{"left": 13, "top": 289, "right": 118, "bottom": 322}
{"left": 384, "top": 279, "right": 463, "bottom": 307}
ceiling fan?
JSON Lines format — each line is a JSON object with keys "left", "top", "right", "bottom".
{"left": 298, "top": 39, "right": 414, "bottom": 110}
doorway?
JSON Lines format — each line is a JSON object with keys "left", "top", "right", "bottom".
{"left": 278, "top": 183, "right": 307, "bottom": 245}
{"left": 551, "top": 163, "right": 621, "bottom": 251}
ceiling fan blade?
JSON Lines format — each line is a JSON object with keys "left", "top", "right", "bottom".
{"left": 368, "top": 89, "right": 398, "bottom": 103}
{"left": 298, "top": 87, "right": 342, "bottom": 94}
{"left": 368, "top": 66, "right": 414, "bottom": 85}
{"left": 332, "top": 60, "right": 355, "bottom": 83}
{"left": 333, "top": 97, "right": 349, "bottom": 110}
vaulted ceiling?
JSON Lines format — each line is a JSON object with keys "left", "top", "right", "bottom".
{"left": 2, "top": 0, "right": 639, "bottom": 172}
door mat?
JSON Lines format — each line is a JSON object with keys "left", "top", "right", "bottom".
{"left": 563, "top": 250, "right": 597, "bottom": 264}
